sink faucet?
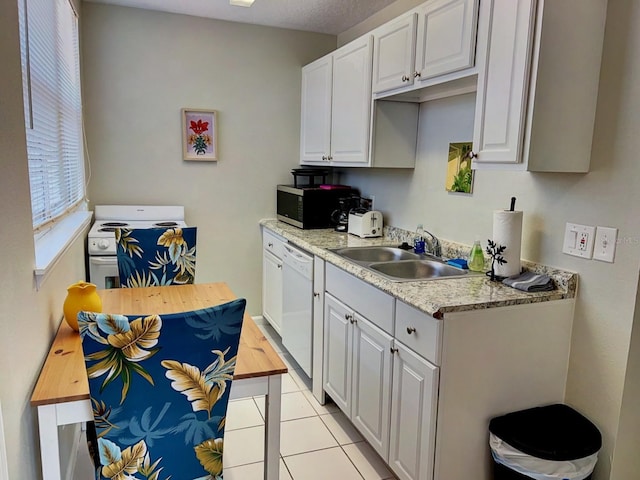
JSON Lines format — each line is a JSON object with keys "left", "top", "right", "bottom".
{"left": 422, "top": 229, "right": 442, "bottom": 257}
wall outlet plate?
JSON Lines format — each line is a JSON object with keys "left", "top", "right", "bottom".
{"left": 593, "top": 226, "right": 617, "bottom": 263}
{"left": 563, "top": 223, "right": 595, "bottom": 259}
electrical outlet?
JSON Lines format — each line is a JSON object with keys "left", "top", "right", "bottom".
{"left": 593, "top": 226, "right": 617, "bottom": 263}
{"left": 563, "top": 223, "right": 595, "bottom": 259}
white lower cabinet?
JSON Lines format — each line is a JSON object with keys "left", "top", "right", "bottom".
{"left": 262, "top": 248, "right": 283, "bottom": 334}
{"left": 320, "top": 263, "right": 573, "bottom": 480}
{"left": 262, "top": 229, "right": 286, "bottom": 334}
{"left": 389, "top": 341, "right": 439, "bottom": 480}
{"left": 323, "top": 293, "right": 393, "bottom": 459}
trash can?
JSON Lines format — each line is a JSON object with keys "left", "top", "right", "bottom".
{"left": 489, "top": 404, "right": 602, "bottom": 480}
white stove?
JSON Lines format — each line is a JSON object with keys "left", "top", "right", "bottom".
{"left": 88, "top": 205, "right": 187, "bottom": 288}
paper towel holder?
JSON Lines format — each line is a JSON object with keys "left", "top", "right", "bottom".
{"left": 486, "top": 239, "right": 508, "bottom": 282}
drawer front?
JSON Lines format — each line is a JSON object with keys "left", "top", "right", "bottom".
{"left": 262, "top": 229, "right": 287, "bottom": 258}
{"left": 326, "top": 263, "right": 394, "bottom": 334}
{"left": 395, "top": 300, "right": 442, "bottom": 365}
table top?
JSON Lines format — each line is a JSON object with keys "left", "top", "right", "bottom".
{"left": 31, "top": 283, "right": 287, "bottom": 406}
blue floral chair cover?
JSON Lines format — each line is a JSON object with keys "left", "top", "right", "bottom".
{"left": 116, "top": 227, "right": 197, "bottom": 288}
{"left": 78, "top": 298, "right": 246, "bottom": 480}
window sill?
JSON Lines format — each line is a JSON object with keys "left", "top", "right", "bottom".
{"left": 34, "top": 210, "right": 93, "bottom": 290}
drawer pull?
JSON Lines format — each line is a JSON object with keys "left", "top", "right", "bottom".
{"left": 406, "top": 327, "right": 416, "bottom": 335}
{"left": 268, "top": 242, "right": 273, "bottom": 247}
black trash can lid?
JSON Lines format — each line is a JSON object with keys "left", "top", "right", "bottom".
{"left": 489, "top": 404, "right": 602, "bottom": 461}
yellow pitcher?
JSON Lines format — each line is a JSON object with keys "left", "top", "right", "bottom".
{"left": 63, "top": 281, "right": 102, "bottom": 331}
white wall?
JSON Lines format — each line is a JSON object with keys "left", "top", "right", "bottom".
{"left": 0, "top": 2, "right": 88, "bottom": 478}
{"left": 81, "top": 3, "right": 336, "bottom": 315}
{"left": 338, "top": 1, "right": 640, "bottom": 478}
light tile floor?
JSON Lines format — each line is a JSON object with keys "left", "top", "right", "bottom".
{"left": 73, "top": 323, "right": 396, "bottom": 480}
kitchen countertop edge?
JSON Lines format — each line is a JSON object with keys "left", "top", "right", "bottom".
{"left": 260, "top": 219, "right": 577, "bottom": 318}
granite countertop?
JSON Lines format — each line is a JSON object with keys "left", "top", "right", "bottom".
{"left": 260, "top": 219, "right": 577, "bottom": 319}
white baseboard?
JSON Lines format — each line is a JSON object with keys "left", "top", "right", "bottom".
{"left": 252, "top": 315, "right": 267, "bottom": 325}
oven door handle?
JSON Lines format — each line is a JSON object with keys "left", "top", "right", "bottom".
{"left": 89, "top": 256, "right": 118, "bottom": 265}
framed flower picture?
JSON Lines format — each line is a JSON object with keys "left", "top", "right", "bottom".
{"left": 182, "top": 108, "right": 218, "bottom": 161}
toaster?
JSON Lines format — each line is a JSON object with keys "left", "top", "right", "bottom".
{"left": 348, "top": 211, "right": 383, "bottom": 238}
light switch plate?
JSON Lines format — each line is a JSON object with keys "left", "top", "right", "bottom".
{"left": 593, "top": 226, "right": 617, "bottom": 263}
{"left": 563, "top": 223, "right": 595, "bottom": 259}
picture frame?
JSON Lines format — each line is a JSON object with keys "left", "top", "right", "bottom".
{"left": 445, "top": 142, "right": 474, "bottom": 194}
{"left": 182, "top": 108, "right": 218, "bottom": 161}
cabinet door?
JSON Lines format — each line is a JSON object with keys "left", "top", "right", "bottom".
{"left": 389, "top": 342, "right": 439, "bottom": 480}
{"left": 262, "top": 249, "right": 283, "bottom": 334}
{"left": 351, "top": 313, "right": 393, "bottom": 460}
{"left": 330, "top": 36, "right": 373, "bottom": 166}
{"left": 300, "top": 55, "right": 332, "bottom": 165}
{"left": 372, "top": 14, "right": 417, "bottom": 94}
{"left": 415, "top": 0, "right": 478, "bottom": 80}
{"left": 323, "top": 294, "right": 352, "bottom": 413}
{"left": 472, "top": 0, "right": 536, "bottom": 165}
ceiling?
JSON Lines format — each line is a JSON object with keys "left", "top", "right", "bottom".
{"left": 83, "top": 0, "right": 399, "bottom": 35}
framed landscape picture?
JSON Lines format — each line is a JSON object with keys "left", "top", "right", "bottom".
{"left": 445, "top": 142, "right": 474, "bottom": 194}
{"left": 182, "top": 108, "right": 218, "bottom": 161}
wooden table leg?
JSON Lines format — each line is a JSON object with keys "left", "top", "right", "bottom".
{"left": 263, "top": 374, "right": 282, "bottom": 480}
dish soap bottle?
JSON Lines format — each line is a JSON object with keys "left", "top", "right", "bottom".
{"left": 414, "top": 224, "right": 426, "bottom": 254}
{"left": 468, "top": 239, "right": 485, "bottom": 272}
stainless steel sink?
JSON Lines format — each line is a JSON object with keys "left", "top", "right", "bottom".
{"left": 331, "top": 246, "right": 420, "bottom": 264}
{"left": 369, "top": 259, "right": 467, "bottom": 281}
{"left": 330, "top": 246, "right": 469, "bottom": 281}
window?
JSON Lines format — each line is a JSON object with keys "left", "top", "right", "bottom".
{"left": 18, "top": 0, "right": 85, "bottom": 230}
{"left": 18, "top": 0, "right": 91, "bottom": 286}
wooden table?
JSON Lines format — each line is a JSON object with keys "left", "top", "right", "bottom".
{"left": 31, "top": 283, "right": 287, "bottom": 480}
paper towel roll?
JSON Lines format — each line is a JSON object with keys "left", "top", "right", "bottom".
{"left": 492, "top": 210, "right": 523, "bottom": 278}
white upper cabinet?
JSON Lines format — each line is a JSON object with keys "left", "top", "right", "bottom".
{"left": 330, "top": 36, "right": 374, "bottom": 166}
{"left": 300, "top": 55, "right": 332, "bottom": 164}
{"left": 472, "top": 0, "right": 536, "bottom": 166}
{"left": 300, "top": 36, "right": 373, "bottom": 167}
{"left": 415, "top": 0, "right": 479, "bottom": 80}
{"left": 372, "top": 0, "right": 479, "bottom": 95}
{"left": 472, "top": 0, "right": 607, "bottom": 171}
{"left": 372, "top": 13, "right": 418, "bottom": 93}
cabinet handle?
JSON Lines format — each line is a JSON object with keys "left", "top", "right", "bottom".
{"left": 468, "top": 150, "right": 478, "bottom": 159}
{"left": 322, "top": 155, "right": 327, "bottom": 161}
{"left": 390, "top": 347, "right": 399, "bottom": 354}
{"left": 401, "top": 75, "right": 410, "bottom": 82}
{"left": 268, "top": 242, "right": 273, "bottom": 247}
{"left": 277, "top": 264, "right": 282, "bottom": 269}
{"left": 413, "top": 71, "right": 421, "bottom": 78}
{"left": 313, "top": 292, "right": 320, "bottom": 298}
{"left": 328, "top": 155, "right": 333, "bottom": 161}
{"left": 406, "top": 327, "right": 416, "bottom": 335}
{"left": 344, "top": 313, "right": 351, "bottom": 321}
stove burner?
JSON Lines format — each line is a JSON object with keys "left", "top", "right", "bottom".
{"left": 153, "top": 222, "right": 179, "bottom": 228}
{"left": 101, "top": 222, "right": 129, "bottom": 227}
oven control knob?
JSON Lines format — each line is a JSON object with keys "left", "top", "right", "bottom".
{"left": 97, "top": 239, "right": 110, "bottom": 250}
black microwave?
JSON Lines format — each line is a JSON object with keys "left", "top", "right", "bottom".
{"left": 276, "top": 185, "right": 357, "bottom": 229}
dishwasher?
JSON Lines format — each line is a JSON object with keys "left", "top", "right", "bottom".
{"left": 281, "top": 243, "right": 313, "bottom": 377}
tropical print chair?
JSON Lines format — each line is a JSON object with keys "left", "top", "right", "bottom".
{"left": 78, "top": 298, "right": 246, "bottom": 480}
{"left": 116, "top": 227, "right": 197, "bottom": 288}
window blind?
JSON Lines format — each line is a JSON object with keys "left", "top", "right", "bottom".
{"left": 18, "top": 0, "right": 85, "bottom": 229}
